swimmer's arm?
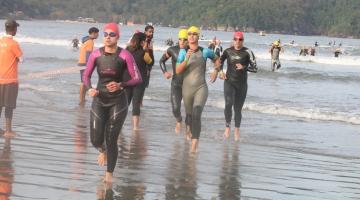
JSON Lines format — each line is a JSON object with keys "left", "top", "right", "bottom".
{"left": 83, "top": 52, "right": 97, "bottom": 90}
{"left": 175, "top": 49, "right": 187, "bottom": 74}
{"left": 121, "top": 50, "right": 142, "bottom": 87}
{"left": 219, "top": 49, "right": 228, "bottom": 71}
{"left": 159, "top": 51, "right": 171, "bottom": 73}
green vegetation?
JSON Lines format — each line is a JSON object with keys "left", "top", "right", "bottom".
{"left": 2, "top": 0, "right": 360, "bottom": 37}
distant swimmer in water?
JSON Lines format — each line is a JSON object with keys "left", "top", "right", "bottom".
{"left": 83, "top": 23, "right": 142, "bottom": 183}
{"left": 176, "top": 26, "right": 220, "bottom": 153}
{"left": 314, "top": 41, "right": 319, "bottom": 47}
{"left": 0, "top": 19, "right": 23, "bottom": 138}
{"left": 269, "top": 40, "right": 284, "bottom": 72}
{"left": 219, "top": 31, "right": 257, "bottom": 141}
{"left": 159, "top": 29, "right": 189, "bottom": 134}
{"left": 299, "top": 47, "right": 309, "bottom": 56}
{"left": 334, "top": 48, "right": 342, "bottom": 57}
{"left": 290, "top": 40, "right": 295, "bottom": 45}
{"left": 309, "top": 47, "right": 316, "bottom": 56}
{"left": 71, "top": 37, "right": 79, "bottom": 50}
{"left": 78, "top": 27, "right": 99, "bottom": 105}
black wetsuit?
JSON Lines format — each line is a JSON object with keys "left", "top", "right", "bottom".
{"left": 220, "top": 47, "right": 257, "bottom": 128}
{"left": 125, "top": 47, "right": 149, "bottom": 116}
{"left": 83, "top": 47, "right": 141, "bottom": 173}
{"left": 159, "top": 45, "right": 184, "bottom": 123}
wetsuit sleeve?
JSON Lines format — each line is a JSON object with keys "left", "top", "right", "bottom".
{"left": 219, "top": 49, "right": 228, "bottom": 71}
{"left": 175, "top": 49, "right": 187, "bottom": 74}
{"left": 82, "top": 50, "right": 98, "bottom": 90}
{"left": 203, "top": 48, "right": 218, "bottom": 62}
{"left": 159, "top": 48, "right": 171, "bottom": 73}
{"left": 120, "top": 50, "right": 142, "bottom": 87}
{"left": 246, "top": 49, "right": 258, "bottom": 73}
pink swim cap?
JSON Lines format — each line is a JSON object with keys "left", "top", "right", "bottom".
{"left": 234, "top": 32, "right": 244, "bottom": 39}
{"left": 104, "top": 22, "right": 120, "bottom": 36}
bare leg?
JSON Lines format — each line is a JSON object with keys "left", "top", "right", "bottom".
{"left": 79, "top": 83, "right": 86, "bottom": 105}
{"left": 185, "top": 125, "right": 192, "bottom": 141}
{"left": 191, "top": 139, "right": 199, "bottom": 153}
{"left": 4, "top": 118, "right": 16, "bottom": 138}
{"left": 133, "top": 115, "right": 140, "bottom": 131}
{"left": 234, "top": 127, "right": 240, "bottom": 141}
{"left": 224, "top": 127, "right": 230, "bottom": 139}
{"left": 97, "top": 151, "right": 107, "bottom": 166}
{"left": 175, "top": 121, "right": 181, "bottom": 134}
{"left": 103, "top": 172, "right": 113, "bottom": 183}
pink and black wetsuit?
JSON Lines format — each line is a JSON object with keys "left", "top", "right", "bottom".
{"left": 83, "top": 46, "right": 141, "bottom": 173}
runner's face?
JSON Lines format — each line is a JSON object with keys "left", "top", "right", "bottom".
{"left": 178, "top": 38, "right": 188, "bottom": 48}
{"left": 233, "top": 37, "right": 243, "bottom": 49}
{"left": 145, "top": 28, "right": 154, "bottom": 39}
{"left": 187, "top": 32, "right": 199, "bottom": 44}
{"left": 103, "top": 29, "right": 119, "bottom": 47}
{"left": 91, "top": 32, "right": 99, "bottom": 39}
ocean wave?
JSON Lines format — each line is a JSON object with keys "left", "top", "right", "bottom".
{"left": 255, "top": 52, "right": 360, "bottom": 66}
{"left": 209, "top": 101, "right": 360, "bottom": 125}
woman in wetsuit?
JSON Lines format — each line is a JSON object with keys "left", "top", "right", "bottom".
{"left": 125, "top": 32, "right": 152, "bottom": 130}
{"left": 219, "top": 32, "right": 257, "bottom": 141}
{"left": 176, "top": 26, "right": 220, "bottom": 153}
{"left": 83, "top": 23, "right": 142, "bottom": 183}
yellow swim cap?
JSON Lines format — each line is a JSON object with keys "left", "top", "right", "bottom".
{"left": 187, "top": 26, "right": 200, "bottom": 34}
{"left": 178, "top": 29, "right": 188, "bottom": 39}
{"left": 273, "top": 41, "right": 280, "bottom": 46}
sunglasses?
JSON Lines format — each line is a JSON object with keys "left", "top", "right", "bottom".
{"left": 234, "top": 38, "right": 244, "bottom": 41}
{"left": 179, "top": 38, "right": 188, "bottom": 41}
{"left": 103, "top": 32, "right": 117, "bottom": 37}
{"left": 188, "top": 32, "right": 198, "bottom": 36}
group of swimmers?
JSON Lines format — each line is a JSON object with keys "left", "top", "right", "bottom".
{"left": 0, "top": 19, "right": 258, "bottom": 183}
{"left": 75, "top": 23, "right": 258, "bottom": 182}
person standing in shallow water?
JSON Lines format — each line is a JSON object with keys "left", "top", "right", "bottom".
{"left": 0, "top": 19, "right": 23, "bottom": 138}
{"left": 219, "top": 32, "right": 257, "bottom": 141}
{"left": 176, "top": 26, "right": 220, "bottom": 153}
{"left": 159, "top": 29, "right": 188, "bottom": 134}
{"left": 78, "top": 27, "right": 99, "bottom": 105}
{"left": 82, "top": 22, "right": 142, "bottom": 183}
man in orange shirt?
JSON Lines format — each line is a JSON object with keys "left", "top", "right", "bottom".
{"left": 0, "top": 19, "right": 23, "bottom": 138}
{"left": 78, "top": 27, "right": 99, "bottom": 104}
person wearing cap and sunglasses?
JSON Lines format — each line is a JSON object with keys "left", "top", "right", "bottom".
{"left": 219, "top": 32, "right": 257, "bottom": 141}
{"left": 82, "top": 22, "right": 142, "bottom": 183}
{"left": 176, "top": 26, "right": 220, "bottom": 153}
{"left": 159, "top": 29, "right": 189, "bottom": 134}
{"left": 0, "top": 19, "right": 23, "bottom": 138}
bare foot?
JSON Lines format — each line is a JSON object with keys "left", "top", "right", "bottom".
{"left": 175, "top": 122, "right": 181, "bottom": 134}
{"left": 97, "top": 152, "right": 107, "bottom": 166}
{"left": 4, "top": 131, "right": 16, "bottom": 138}
{"left": 224, "top": 127, "right": 230, "bottom": 139}
{"left": 133, "top": 126, "right": 141, "bottom": 131}
{"left": 234, "top": 128, "right": 240, "bottom": 141}
{"left": 191, "top": 139, "right": 199, "bottom": 153}
{"left": 103, "top": 172, "right": 113, "bottom": 183}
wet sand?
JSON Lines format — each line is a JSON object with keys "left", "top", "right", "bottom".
{"left": 0, "top": 88, "right": 359, "bottom": 200}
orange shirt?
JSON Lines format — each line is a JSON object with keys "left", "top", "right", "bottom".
{"left": 78, "top": 39, "right": 94, "bottom": 65}
{"left": 0, "top": 36, "right": 22, "bottom": 84}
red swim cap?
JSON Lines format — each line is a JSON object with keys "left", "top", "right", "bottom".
{"left": 234, "top": 32, "right": 244, "bottom": 39}
{"left": 104, "top": 22, "right": 120, "bottom": 36}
